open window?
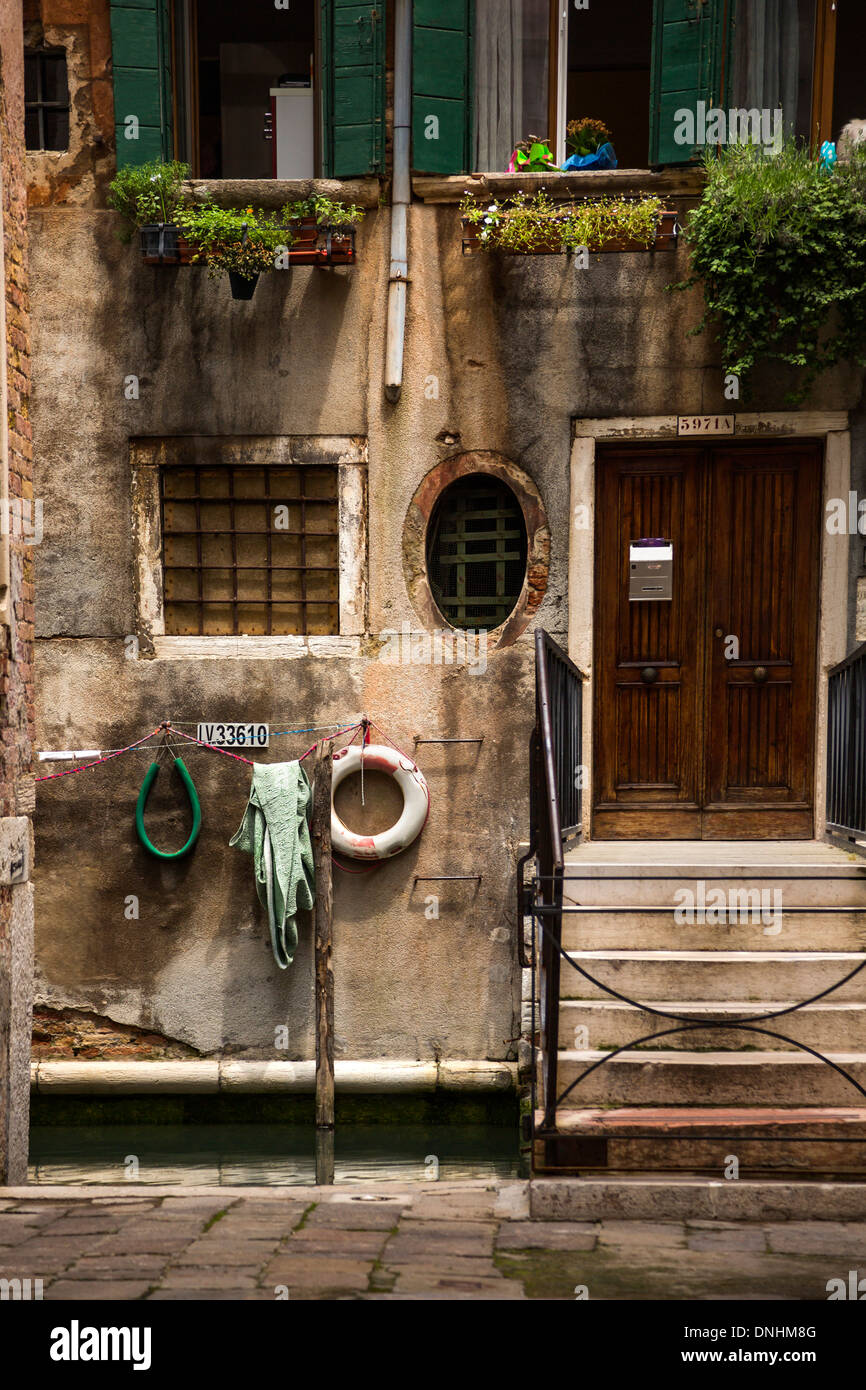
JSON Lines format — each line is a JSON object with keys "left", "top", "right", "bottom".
{"left": 414, "top": 0, "right": 866, "bottom": 176}
{"left": 110, "top": 0, "right": 386, "bottom": 178}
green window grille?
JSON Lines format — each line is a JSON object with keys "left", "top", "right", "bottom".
{"left": 426, "top": 475, "right": 528, "bottom": 631}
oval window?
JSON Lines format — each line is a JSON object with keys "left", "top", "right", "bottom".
{"left": 426, "top": 474, "right": 529, "bottom": 631}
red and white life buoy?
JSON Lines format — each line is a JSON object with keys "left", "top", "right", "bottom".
{"left": 331, "top": 743, "right": 429, "bottom": 860}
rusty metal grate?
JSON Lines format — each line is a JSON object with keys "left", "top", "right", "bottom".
{"left": 161, "top": 464, "right": 339, "bottom": 636}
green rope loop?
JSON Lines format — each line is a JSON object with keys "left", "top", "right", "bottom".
{"left": 135, "top": 757, "right": 202, "bottom": 860}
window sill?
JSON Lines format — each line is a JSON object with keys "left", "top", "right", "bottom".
{"left": 151, "top": 634, "right": 363, "bottom": 660}
{"left": 413, "top": 168, "right": 706, "bottom": 204}
{"left": 183, "top": 177, "right": 382, "bottom": 211}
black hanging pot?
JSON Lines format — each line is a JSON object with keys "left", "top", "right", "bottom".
{"left": 228, "top": 221, "right": 259, "bottom": 299}
{"left": 228, "top": 271, "right": 259, "bottom": 299}
{"left": 140, "top": 223, "right": 180, "bottom": 264}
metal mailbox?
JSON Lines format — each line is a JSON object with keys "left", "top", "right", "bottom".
{"left": 629, "top": 539, "right": 673, "bottom": 601}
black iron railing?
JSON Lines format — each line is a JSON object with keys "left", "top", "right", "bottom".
{"left": 525, "top": 631, "right": 584, "bottom": 1129}
{"left": 526, "top": 631, "right": 866, "bottom": 1176}
{"left": 827, "top": 642, "right": 866, "bottom": 851}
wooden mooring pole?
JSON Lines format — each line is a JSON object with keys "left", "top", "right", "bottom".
{"left": 312, "top": 741, "right": 335, "bottom": 1185}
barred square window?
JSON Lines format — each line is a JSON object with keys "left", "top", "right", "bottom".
{"left": 24, "top": 49, "right": 69, "bottom": 152}
{"left": 160, "top": 463, "right": 339, "bottom": 636}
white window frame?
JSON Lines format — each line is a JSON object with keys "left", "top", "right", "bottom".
{"left": 131, "top": 434, "right": 367, "bottom": 658}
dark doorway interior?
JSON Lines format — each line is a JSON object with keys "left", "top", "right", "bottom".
{"left": 565, "top": 0, "right": 652, "bottom": 168}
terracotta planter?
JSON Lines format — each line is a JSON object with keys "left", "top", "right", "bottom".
{"left": 288, "top": 215, "right": 320, "bottom": 264}
{"left": 322, "top": 227, "right": 356, "bottom": 264}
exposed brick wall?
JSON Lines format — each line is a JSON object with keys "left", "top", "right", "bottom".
{"left": 1, "top": 46, "right": 35, "bottom": 825}
{"left": 1, "top": 0, "right": 35, "bottom": 1185}
{"left": 33, "top": 1006, "right": 202, "bottom": 1060}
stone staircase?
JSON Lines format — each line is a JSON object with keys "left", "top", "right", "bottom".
{"left": 534, "top": 841, "right": 866, "bottom": 1176}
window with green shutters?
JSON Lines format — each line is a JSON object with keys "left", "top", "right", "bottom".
{"left": 412, "top": 0, "right": 473, "bottom": 175}
{"left": 649, "top": 0, "right": 734, "bottom": 165}
{"left": 110, "top": 0, "right": 173, "bottom": 168}
{"left": 320, "top": 1, "right": 387, "bottom": 178}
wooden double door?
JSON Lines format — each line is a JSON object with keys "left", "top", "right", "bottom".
{"left": 593, "top": 442, "right": 822, "bottom": 839}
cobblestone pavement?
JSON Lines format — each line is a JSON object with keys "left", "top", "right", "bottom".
{"left": 0, "top": 1181, "right": 863, "bottom": 1300}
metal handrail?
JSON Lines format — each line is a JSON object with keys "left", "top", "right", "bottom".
{"left": 827, "top": 642, "right": 866, "bottom": 846}
{"left": 530, "top": 631, "right": 585, "bottom": 1131}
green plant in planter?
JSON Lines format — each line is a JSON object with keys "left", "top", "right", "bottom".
{"left": 461, "top": 189, "right": 663, "bottom": 253}
{"left": 107, "top": 159, "right": 189, "bottom": 241}
{"left": 671, "top": 139, "right": 866, "bottom": 403}
{"left": 565, "top": 118, "right": 612, "bottom": 157}
{"left": 175, "top": 203, "right": 291, "bottom": 278}
{"left": 559, "top": 195, "right": 662, "bottom": 251}
{"left": 284, "top": 195, "right": 365, "bottom": 226}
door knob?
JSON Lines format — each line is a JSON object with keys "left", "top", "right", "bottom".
{"left": 640, "top": 667, "right": 659, "bottom": 684}
{"left": 714, "top": 627, "right": 723, "bottom": 638}
{"left": 754, "top": 666, "right": 768, "bottom": 683}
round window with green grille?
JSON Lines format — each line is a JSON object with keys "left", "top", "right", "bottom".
{"left": 426, "top": 474, "right": 529, "bottom": 632}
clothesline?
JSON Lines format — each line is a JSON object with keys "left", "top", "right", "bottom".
{"left": 35, "top": 716, "right": 418, "bottom": 784}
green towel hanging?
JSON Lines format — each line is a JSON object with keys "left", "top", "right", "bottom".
{"left": 136, "top": 757, "right": 202, "bottom": 860}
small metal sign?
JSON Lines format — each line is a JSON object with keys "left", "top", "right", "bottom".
{"left": 197, "top": 722, "right": 269, "bottom": 749}
{"left": 677, "top": 415, "right": 735, "bottom": 436}
{"left": 630, "top": 539, "right": 673, "bottom": 601}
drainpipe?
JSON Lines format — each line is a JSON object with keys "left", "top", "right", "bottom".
{"left": 384, "top": 0, "right": 411, "bottom": 403}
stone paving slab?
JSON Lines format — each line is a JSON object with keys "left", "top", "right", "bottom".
{"left": 0, "top": 1181, "right": 864, "bottom": 1300}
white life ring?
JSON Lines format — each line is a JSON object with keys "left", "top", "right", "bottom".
{"left": 331, "top": 743, "right": 429, "bottom": 860}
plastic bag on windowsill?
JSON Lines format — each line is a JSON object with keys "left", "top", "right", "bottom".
{"left": 561, "top": 142, "right": 618, "bottom": 171}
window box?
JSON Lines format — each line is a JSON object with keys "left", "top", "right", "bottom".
{"left": 461, "top": 206, "right": 679, "bottom": 256}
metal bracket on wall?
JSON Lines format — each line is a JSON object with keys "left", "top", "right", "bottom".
{"left": 413, "top": 738, "right": 484, "bottom": 745}
{"left": 413, "top": 875, "right": 482, "bottom": 886}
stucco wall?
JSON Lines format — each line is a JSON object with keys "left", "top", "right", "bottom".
{"left": 28, "top": 182, "right": 866, "bottom": 1061}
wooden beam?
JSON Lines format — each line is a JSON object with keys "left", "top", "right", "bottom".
{"left": 312, "top": 740, "right": 334, "bottom": 1185}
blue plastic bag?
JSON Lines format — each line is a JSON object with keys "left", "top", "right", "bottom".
{"left": 561, "top": 142, "right": 618, "bottom": 172}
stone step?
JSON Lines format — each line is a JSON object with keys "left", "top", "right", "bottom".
{"left": 560, "top": 950, "right": 866, "bottom": 1002}
{"left": 559, "top": 910, "right": 866, "bottom": 953}
{"left": 529, "top": 1173, "right": 866, "bottom": 1220}
{"left": 546, "top": 1050, "right": 866, "bottom": 1108}
{"left": 558, "top": 999, "right": 866, "bottom": 1052}
{"left": 534, "top": 1106, "right": 866, "bottom": 1174}
{"left": 561, "top": 867, "right": 866, "bottom": 909}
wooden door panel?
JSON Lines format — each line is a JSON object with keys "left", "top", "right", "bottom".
{"left": 593, "top": 448, "right": 704, "bottom": 837}
{"left": 592, "top": 441, "right": 821, "bottom": 840}
{"left": 703, "top": 445, "right": 820, "bottom": 837}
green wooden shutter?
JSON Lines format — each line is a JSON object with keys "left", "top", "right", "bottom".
{"left": 649, "top": 0, "right": 733, "bottom": 165}
{"left": 321, "top": 1, "right": 386, "bottom": 177}
{"left": 110, "top": 0, "right": 173, "bottom": 166}
{"left": 412, "top": 0, "right": 473, "bottom": 175}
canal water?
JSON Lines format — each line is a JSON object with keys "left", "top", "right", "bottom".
{"left": 29, "top": 1123, "right": 525, "bottom": 1185}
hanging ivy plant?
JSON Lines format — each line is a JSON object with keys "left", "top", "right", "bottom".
{"left": 671, "top": 140, "right": 866, "bottom": 404}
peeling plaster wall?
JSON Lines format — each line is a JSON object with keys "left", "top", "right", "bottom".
{"left": 26, "top": 7, "right": 866, "bottom": 1064}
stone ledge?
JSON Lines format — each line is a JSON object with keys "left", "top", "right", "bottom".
{"left": 414, "top": 169, "right": 706, "bottom": 204}
{"left": 183, "top": 178, "right": 383, "bottom": 210}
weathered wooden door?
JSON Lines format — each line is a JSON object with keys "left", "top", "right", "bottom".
{"left": 593, "top": 442, "right": 822, "bottom": 839}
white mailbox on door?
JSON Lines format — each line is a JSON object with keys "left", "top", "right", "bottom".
{"left": 629, "top": 539, "right": 673, "bottom": 601}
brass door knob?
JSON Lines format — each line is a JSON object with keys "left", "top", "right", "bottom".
{"left": 754, "top": 666, "right": 768, "bottom": 683}
{"left": 641, "top": 667, "right": 659, "bottom": 684}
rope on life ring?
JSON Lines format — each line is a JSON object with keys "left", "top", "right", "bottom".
{"left": 331, "top": 743, "right": 429, "bottom": 860}
{"left": 136, "top": 757, "right": 202, "bottom": 860}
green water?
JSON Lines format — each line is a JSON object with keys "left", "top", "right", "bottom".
{"left": 29, "top": 1123, "right": 525, "bottom": 1185}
